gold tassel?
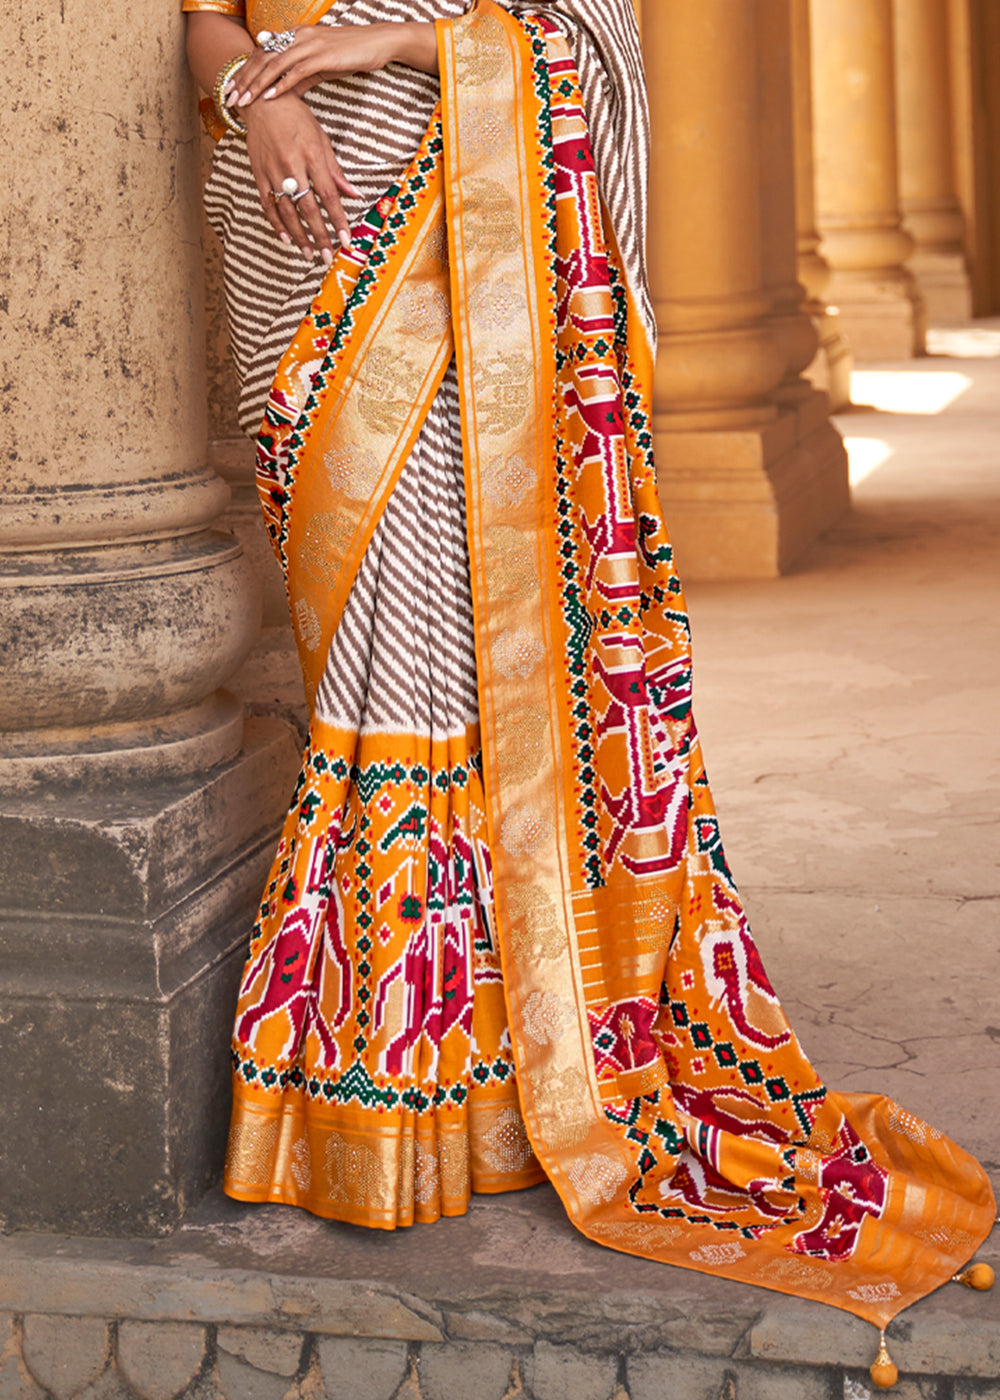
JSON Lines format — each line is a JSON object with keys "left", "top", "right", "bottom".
{"left": 953, "top": 1263, "right": 995, "bottom": 1291}
{"left": 870, "top": 1330, "right": 899, "bottom": 1390}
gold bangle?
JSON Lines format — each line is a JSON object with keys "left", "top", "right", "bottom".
{"left": 212, "top": 54, "right": 251, "bottom": 136}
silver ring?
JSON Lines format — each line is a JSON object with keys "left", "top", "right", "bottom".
{"left": 260, "top": 29, "right": 295, "bottom": 53}
{"left": 290, "top": 187, "right": 312, "bottom": 203}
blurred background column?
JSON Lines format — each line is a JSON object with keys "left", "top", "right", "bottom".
{"left": 810, "top": 0, "right": 926, "bottom": 358}
{"left": 643, "top": 0, "right": 848, "bottom": 579}
{"left": 756, "top": 0, "right": 851, "bottom": 529}
{"left": 0, "top": 0, "right": 300, "bottom": 1236}
{"left": 757, "top": 0, "right": 821, "bottom": 407}
{"left": 947, "top": 0, "right": 1000, "bottom": 317}
{"left": 790, "top": 0, "right": 853, "bottom": 408}
{"left": 893, "top": 0, "right": 972, "bottom": 322}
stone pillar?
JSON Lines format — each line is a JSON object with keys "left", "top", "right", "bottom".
{"left": 756, "top": 0, "right": 821, "bottom": 401}
{"left": 644, "top": 0, "right": 847, "bottom": 578}
{"left": 893, "top": 0, "right": 972, "bottom": 322}
{"left": 0, "top": 0, "right": 301, "bottom": 1235}
{"left": 755, "top": 0, "right": 851, "bottom": 532}
{"left": 201, "top": 140, "right": 306, "bottom": 732}
{"left": 790, "top": 0, "right": 853, "bottom": 408}
{"left": 810, "top": 0, "right": 927, "bottom": 358}
{"left": 947, "top": 0, "right": 999, "bottom": 316}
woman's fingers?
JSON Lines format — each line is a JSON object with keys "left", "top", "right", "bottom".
{"left": 223, "top": 49, "right": 272, "bottom": 105}
{"left": 257, "top": 160, "right": 315, "bottom": 258}
{"left": 277, "top": 192, "right": 313, "bottom": 258}
{"left": 227, "top": 24, "right": 398, "bottom": 108}
{"left": 237, "top": 55, "right": 317, "bottom": 107}
{"left": 257, "top": 56, "right": 326, "bottom": 105}
{"left": 329, "top": 149, "right": 362, "bottom": 202}
{"left": 228, "top": 30, "right": 319, "bottom": 107}
{"left": 291, "top": 186, "right": 337, "bottom": 262}
{"left": 311, "top": 168, "right": 353, "bottom": 253}
{"left": 223, "top": 34, "right": 296, "bottom": 107}
{"left": 265, "top": 172, "right": 341, "bottom": 263}
{"left": 251, "top": 165, "right": 293, "bottom": 245}
{"left": 244, "top": 94, "right": 357, "bottom": 263}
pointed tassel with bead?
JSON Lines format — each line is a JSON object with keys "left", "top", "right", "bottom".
{"left": 868, "top": 1256, "right": 995, "bottom": 1388}
{"left": 870, "top": 1330, "right": 898, "bottom": 1390}
{"left": 953, "top": 1262, "right": 995, "bottom": 1291}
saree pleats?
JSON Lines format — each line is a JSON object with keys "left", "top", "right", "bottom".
{"left": 229, "top": 338, "right": 545, "bottom": 1223}
{"left": 223, "top": 0, "right": 994, "bottom": 1325}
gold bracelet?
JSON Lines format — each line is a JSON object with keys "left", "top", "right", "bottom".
{"left": 212, "top": 54, "right": 251, "bottom": 136}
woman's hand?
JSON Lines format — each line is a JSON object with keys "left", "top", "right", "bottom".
{"left": 226, "top": 21, "right": 439, "bottom": 111}
{"left": 243, "top": 93, "right": 360, "bottom": 264}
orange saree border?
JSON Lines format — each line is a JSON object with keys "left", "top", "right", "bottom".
{"left": 439, "top": 0, "right": 600, "bottom": 1214}
{"left": 268, "top": 121, "right": 454, "bottom": 708}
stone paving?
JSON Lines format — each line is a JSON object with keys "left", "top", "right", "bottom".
{"left": 2, "top": 329, "right": 999, "bottom": 1399}
{"left": 1, "top": 1182, "right": 998, "bottom": 1400}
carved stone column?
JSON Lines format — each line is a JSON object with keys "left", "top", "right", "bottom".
{"left": 810, "top": 0, "right": 927, "bottom": 358}
{"left": 644, "top": 0, "right": 847, "bottom": 578}
{"left": 756, "top": 0, "right": 821, "bottom": 400}
{"left": 893, "top": 0, "right": 972, "bottom": 322}
{"left": 756, "top": 0, "right": 850, "bottom": 534}
{"left": 790, "top": 0, "right": 853, "bottom": 407}
{"left": 0, "top": 0, "right": 301, "bottom": 1234}
{"left": 201, "top": 138, "right": 306, "bottom": 731}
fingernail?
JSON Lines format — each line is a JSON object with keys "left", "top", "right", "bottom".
{"left": 348, "top": 185, "right": 363, "bottom": 199}
{"left": 263, "top": 87, "right": 277, "bottom": 100}
{"left": 339, "top": 229, "right": 352, "bottom": 250}
{"left": 237, "top": 90, "right": 253, "bottom": 108}
{"left": 321, "top": 247, "right": 334, "bottom": 266}
{"left": 226, "top": 88, "right": 240, "bottom": 106}
{"left": 279, "top": 231, "right": 292, "bottom": 245}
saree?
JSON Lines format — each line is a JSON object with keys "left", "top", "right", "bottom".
{"left": 194, "top": 0, "right": 996, "bottom": 1342}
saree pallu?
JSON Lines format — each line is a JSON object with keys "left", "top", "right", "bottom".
{"left": 214, "top": 0, "right": 995, "bottom": 1331}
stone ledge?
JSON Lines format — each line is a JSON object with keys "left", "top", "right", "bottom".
{"left": 1, "top": 1315, "right": 996, "bottom": 1400}
{"left": 0, "top": 1186, "right": 996, "bottom": 1399}
{"left": 0, "top": 1262, "right": 444, "bottom": 1346}
{"left": 749, "top": 1302, "right": 1000, "bottom": 1377}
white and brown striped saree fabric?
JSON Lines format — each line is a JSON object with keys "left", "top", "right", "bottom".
{"left": 203, "top": 0, "right": 651, "bottom": 436}
{"left": 202, "top": 0, "right": 651, "bottom": 749}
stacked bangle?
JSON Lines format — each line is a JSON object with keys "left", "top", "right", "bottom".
{"left": 212, "top": 54, "right": 251, "bottom": 136}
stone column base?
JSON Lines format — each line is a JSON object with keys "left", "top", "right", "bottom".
{"left": 228, "top": 628, "right": 308, "bottom": 740}
{"left": 907, "top": 250, "right": 973, "bottom": 325}
{"left": 806, "top": 310, "right": 854, "bottom": 411}
{"left": 656, "top": 395, "right": 850, "bottom": 580}
{"left": 0, "top": 717, "right": 302, "bottom": 1237}
{"left": 824, "top": 270, "right": 928, "bottom": 359}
